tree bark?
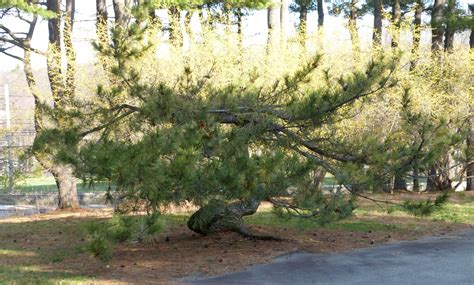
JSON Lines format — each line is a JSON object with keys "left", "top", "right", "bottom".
{"left": 112, "top": 0, "right": 131, "bottom": 29}
{"left": 46, "top": 0, "right": 64, "bottom": 106}
{"left": 466, "top": 117, "right": 473, "bottom": 191}
{"left": 471, "top": 5, "right": 474, "bottom": 49}
{"left": 280, "top": 0, "right": 290, "bottom": 39}
{"left": 373, "top": 0, "right": 383, "bottom": 47}
{"left": 391, "top": 0, "right": 401, "bottom": 48}
{"left": 317, "top": 0, "right": 324, "bottom": 27}
{"left": 312, "top": 168, "right": 326, "bottom": 190}
{"left": 394, "top": 174, "right": 407, "bottom": 191}
{"left": 187, "top": 198, "right": 281, "bottom": 240}
{"left": 96, "top": 0, "right": 110, "bottom": 73}
{"left": 471, "top": 28, "right": 474, "bottom": 49}
{"left": 168, "top": 6, "right": 182, "bottom": 46}
{"left": 299, "top": 5, "right": 308, "bottom": 40}
{"left": 412, "top": 0, "right": 423, "bottom": 53}
{"left": 184, "top": 10, "right": 193, "bottom": 44}
{"left": 96, "top": 0, "right": 108, "bottom": 43}
{"left": 44, "top": 0, "right": 80, "bottom": 209}
{"left": 267, "top": 0, "right": 281, "bottom": 47}
{"left": 236, "top": 8, "right": 243, "bottom": 48}
{"left": 431, "top": 0, "right": 445, "bottom": 53}
{"left": 426, "top": 167, "right": 437, "bottom": 192}
{"left": 348, "top": 0, "right": 360, "bottom": 57}
{"left": 64, "top": 0, "right": 76, "bottom": 102}
{"left": 51, "top": 164, "right": 79, "bottom": 209}
{"left": 413, "top": 166, "right": 420, "bottom": 192}
{"left": 444, "top": 0, "right": 456, "bottom": 51}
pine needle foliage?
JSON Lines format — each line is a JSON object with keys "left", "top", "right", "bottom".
{"left": 37, "top": 2, "right": 470, "bottom": 236}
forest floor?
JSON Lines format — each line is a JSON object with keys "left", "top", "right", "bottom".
{"left": 0, "top": 191, "right": 473, "bottom": 284}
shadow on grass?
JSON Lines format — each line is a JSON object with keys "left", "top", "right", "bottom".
{"left": 0, "top": 265, "right": 96, "bottom": 284}
{"left": 0, "top": 214, "right": 112, "bottom": 284}
{"left": 0, "top": 210, "right": 193, "bottom": 284}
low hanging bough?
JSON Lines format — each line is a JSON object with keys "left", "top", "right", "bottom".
{"left": 44, "top": 3, "right": 458, "bottom": 247}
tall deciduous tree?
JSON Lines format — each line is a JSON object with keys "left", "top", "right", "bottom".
{"left": 373, "top": 0, "right": 383, "bottom": 46}
{"left": 467, "top": 5, "right": 474, "bottom": 191}
{"left": 267, "top": 0, "right": 281, "bottom": 46}
{"left": 412, "top": 0, "right": 423, "bottom": 57}
{"left": 317, "top": 0, "right": 324, "bottom": 27}
{"left": 431, "top": 0, "right": 445, "bottom": 52}
{"left": 444, "top": 0, "right": 456, "bottom": 51}
{"left": 391, "top": 0, "right": 401, "bottom": 47}
{"left": 291, "top": 0, "right": 316, "bottom": 38}
{"left": 328, "top": 0, "right": 361, "bottom": 55}
{"left": 280, "top": 0, "right": 290, "bottom": 39}
{"left": 0, "top": 0, "right": 80, "bottom": 208}
{"left": 113, "top": 0, "right": 131, "bottom": 29}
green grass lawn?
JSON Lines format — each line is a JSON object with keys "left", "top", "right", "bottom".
{"left": 6, "top": 176, "right": 111, "bottom": 193}
{"left": 8, "top": 175, "right": 337, "bottom": 194}
{"left": 0, "top": 193, "right": 472, "bottom": 284}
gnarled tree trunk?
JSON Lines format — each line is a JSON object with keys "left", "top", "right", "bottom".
{"left": 45, "top": 0, "right": 79, "bottom": 209}
{"left": 188, "top": 199, "right": 258, "bottom": 235}
{"left": 51, "top": 164, "right": 79, "bottom": 209}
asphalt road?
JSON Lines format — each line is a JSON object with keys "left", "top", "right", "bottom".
{"left": 185, "top": 230, "right": 474, "bottom": 285}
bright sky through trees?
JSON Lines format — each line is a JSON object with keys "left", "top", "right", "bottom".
{"left": 0, "top": 1, "right": 472, "bottom": 71}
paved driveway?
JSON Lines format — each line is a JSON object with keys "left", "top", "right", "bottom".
{"left": 185, "top": 230, "right": 474, "bottom": 285}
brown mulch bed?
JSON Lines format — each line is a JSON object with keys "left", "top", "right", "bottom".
{"left": 0, "top": 192, "right": 473, "bottom": 284}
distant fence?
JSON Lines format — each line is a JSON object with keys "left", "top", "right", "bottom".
{"left": 0, "top": 130, "right": 35, "bottom": 148}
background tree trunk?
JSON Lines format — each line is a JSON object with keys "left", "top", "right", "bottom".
{"left": 168, "top": 6, "right": 182, "bottom": 46}
{"left": 410, "top": 0, "right": 423, "bottom": 70}
{"left": 471, "top": 26, "right": 474, "bottom": 49}
{"left": 280, "top": 0, "right": 289, "bottom": 40}
{"left": 267, "top": 0, "right": 281, "bottom": 47}
{"left": 431, "top": 0, "right": 445, "bottom": 52}
{"left": 312, "top": 168, "right": 326, "bottom": 190}
{"left": 394, "top": 175, "right": 407, "bottom": 191}
{"left": 373, "top": 0, "right": 383, "bottom": 47}
{"left": 349, "top": 0, "right": 360, "bottom": 56}
{"left": 466, "top": 118, "right": 473, "bottom": 191}
{"left": 96, "top": 0, "right": 110, "bottom": 72}
{"left": 112, "top": 0, "right": 131, "bottom": 29}
{"left": 299, "top": 5, "right": 308, "bottom": 40}
{"left": 391, "top": 0, "right": 401, "bottom": 48}
{"left": 468, "top": 20, "right": 474, "bottom": 189}
{"left": 317, "top": 0, "right": 324, "bottom": 27}
{"left": 471, "top": 5, "right": 474, "bottom": 49}
{"left": 413, "top": 166, "right": 420, "bottom": 192}
{"left": 46, "top": 0, "right": 63, "bottom": 105}
{"left": 64, "top": 0, "right": 76, "bottom": 101}
{"left": 426, "top": 167, "right": 437, "bottom": 192}
{"left": 444, "top": 0, "right": 456, "bottom": 51}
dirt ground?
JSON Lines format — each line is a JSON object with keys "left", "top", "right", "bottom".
{"left": 1, "top": 192, "right": 473, "bottom": 284}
